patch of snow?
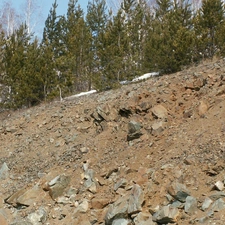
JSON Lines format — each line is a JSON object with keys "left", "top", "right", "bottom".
{"left": 120, "top": 72, "right": 159, "bottom": 85}
{"left": 64, "top": 90, "right": 97, "bottom": 101}
{"left": 119, "top": 80, "right": 131, "bottom": 85}
{"left": 131, "top": 72, "right": 159, "bottom": 82}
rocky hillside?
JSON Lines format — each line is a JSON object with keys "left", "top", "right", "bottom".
{"left": 1, "top": 58, "right": 225, "bottom": 225}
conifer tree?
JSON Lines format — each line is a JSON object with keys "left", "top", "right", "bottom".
{"left": 63, "top": 0, "right": 91, "bottom": 92}
{"left": 194, "top": 0, "right": 225, "bottom": 59}
{"left": 86, "top": 0, "right": 109, "bottom": 90}
{"left": 41, "top": 0, "right": 71, "bottom": 100}
{"left": 102, "top": 9, "right": 126, "bottom": 86}
{"left": 144, "top": 0, "right": 194, "bottom": 73}
{"left": 2, "top": 24, "right": 41, "bottom": 108}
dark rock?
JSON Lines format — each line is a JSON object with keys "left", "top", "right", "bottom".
{"left": 167, "top": 182, "right": 190, "bottom": 203}
{"left": 127, "top": 121, "right": 143, "bottom": 141}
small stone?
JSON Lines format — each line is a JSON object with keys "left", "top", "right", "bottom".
{"left": 114, "top": 178, "right": 127, "bottom": 191}
{"left": 214, "top": 181, "right": 224, "bottom": 191}
{"left": 0, "top": 162, "right": 10, "bottom": 180}
{"left": 202, "top": 197, "right": 213, "bottom": 211}
{"left": 74, "top": 199, "right": 89, "bottom": 214}
{"left": 198, "top": 101, "right": 208, "bottom": 117}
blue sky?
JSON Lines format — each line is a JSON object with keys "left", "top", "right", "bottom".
{"left": 12, "top": 0, "right": 89, "bottom": 16}
{"left": 1, "top": 0, "right": 89, "bottom": 37}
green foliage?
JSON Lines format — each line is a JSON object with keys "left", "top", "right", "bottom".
{"left": 194, "top": 0, "right": 225, "bottom": 59}
{"left": 86, "top": 0, "right": 109, "bottom": 90}
{"left": 2, "top": 24, "right": 42, "bottom": 108}
{"left": 144, "top": 0, "right": 194, "bottom": 73}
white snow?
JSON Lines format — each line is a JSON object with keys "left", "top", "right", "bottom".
{"left": 120, "top": 72, "right": 159, "bottom": 85}
{"left": 64, "top": 90, "right": 97, "bottom": 101}
{"left": 131, "top": 72, "right": 159, "bottom": 82}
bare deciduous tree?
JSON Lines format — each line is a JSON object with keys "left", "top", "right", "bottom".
{"left": 21, "top": 0, "right": 43, "bottom": 36}
{"left": 0, "top": 0, "right": 20, "bottom": 36}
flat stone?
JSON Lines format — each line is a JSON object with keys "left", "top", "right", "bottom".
{"left": 202, "top": 197, "right": 213, "bottom": 211}
{"left": 152, "top": 205, "right": 180, "bottom": 224}
{"left": 214, "top": 181, "right": 224, "bottom": 191}
{"left": 151, "top": 105, "right": 168, "bottom": 119}
{"left": 184, "top": 196, "right": 197, "bottom": 215}
{"left": 6, "top": 185, "right": 42, "bottom": 207}
{"left": 17, "top": 185, "right": 41, "bottom": 206}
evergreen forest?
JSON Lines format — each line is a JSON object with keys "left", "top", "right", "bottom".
{"left": 0, "top": 0, "right": 225, "bottom": 109}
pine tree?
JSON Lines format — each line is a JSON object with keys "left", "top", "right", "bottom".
{"left": 86, "top": 0, "right": 109, "bottom": 90}
{"left": 2, "top": 24, "right": 42, "bottom": 108}
{"left": 41, "top": 0, "right": 70, "bottom": 100}
{"left": 63, "top": 0, "right": 91, "bottom": 92}
{"left": 144, "top": 0, "right": 194, "bottom": 73}
{"left": 194, "top": 0, "right": 225, "bottom": 59}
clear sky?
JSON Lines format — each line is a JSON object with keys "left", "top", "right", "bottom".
{"left": 12, "top": 0, "right": 90, "bottom": 16}
{"left": 1, "top": 0, "right": 90, "bottom": 37}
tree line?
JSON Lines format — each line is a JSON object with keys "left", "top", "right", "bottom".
{"left": 0, "top": 0, "right": 224, "bottom": 109}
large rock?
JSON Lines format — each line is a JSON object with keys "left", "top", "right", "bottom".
{"left": 152, "top": 205, "right": 180, "bottom": 224}
{"left": 5, "top": 184, "right": 42, "bottom": 207}
{"left": 105, "top": 184, "right": 144, "bottom": 225}
{"left": 151, "top": 105, "right": 168, "bottom": 119}
{"left": 167, "top": 182, "right": 190, "bottom": 203}
{"left": 127, "top": 121, "right": 143, "bottom": 141}
{"left": 47, "top": 174, "right": 70, "bottom": 200}
{"left": 105, "top": 195, "right": 129, "bottom": 225}
{"left": 127, "top": 184, "right": 144, "bottom": 214}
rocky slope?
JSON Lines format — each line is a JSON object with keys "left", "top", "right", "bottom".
{"left": 1, "top": 58, "right": 225, "bottom": 224}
